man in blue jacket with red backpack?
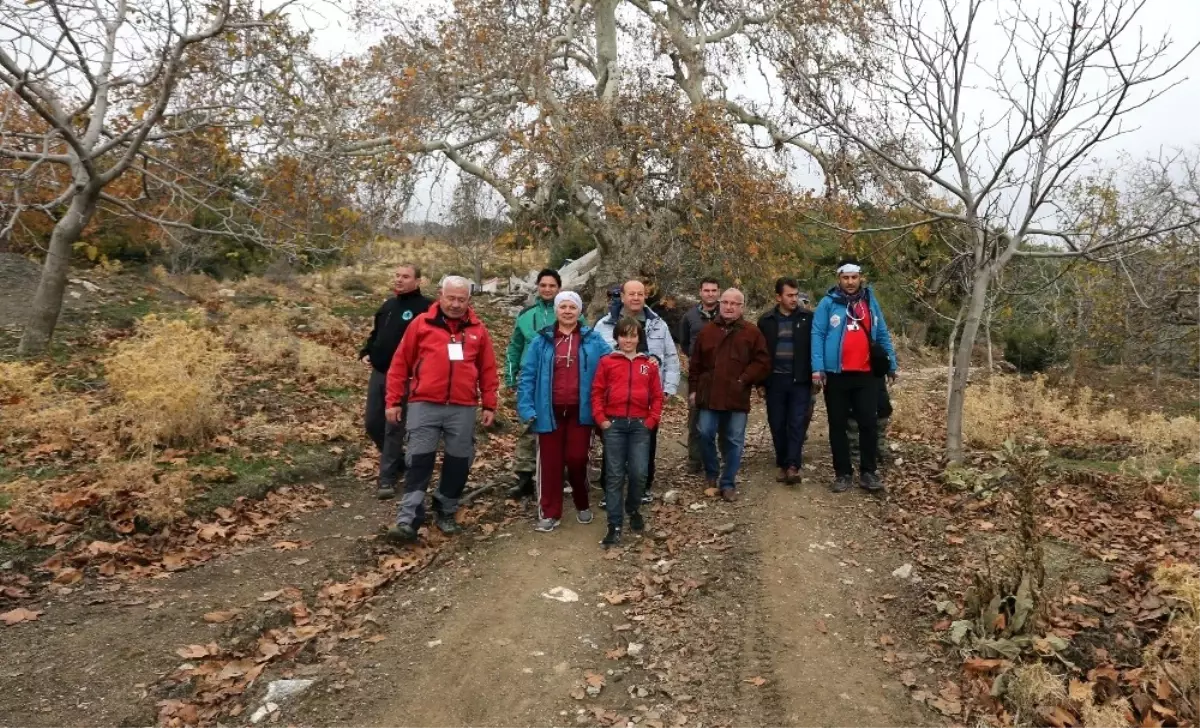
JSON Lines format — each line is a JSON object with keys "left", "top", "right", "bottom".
{"left": 811, "top": 259, "right": 898, "bottom": 494}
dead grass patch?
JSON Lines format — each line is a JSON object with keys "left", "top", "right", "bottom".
{"left": 103, "top": 315, "right": 232, "bottom": 447}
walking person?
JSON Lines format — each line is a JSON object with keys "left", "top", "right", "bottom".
{"left": 678, "top": 278, "right": 721, "bottom": 474}
{"left": 595, "top": 280, "right": 680, "bottom": 502}
{"left": 689, "top": 289, "right": 770, "bottom": 501}
{"left": 506, "top": 269, "right": 577, "bottom": 500}
{"left": 360, "top": 264, "right": 433, "bottom": 500}
{"left": 383, "top": 276, "right": 499, "bottom": 544}
{"left": 516, "top": 291, "right": 611, "bottom": 532}
{"left": 591, "top": 318, "right": 664, "bottom": 548}
{"left": 810, "top": 259, "right": 898, "bottom": 493}
{"left": 757, "top": 277, "right": 815, "bottom": 485}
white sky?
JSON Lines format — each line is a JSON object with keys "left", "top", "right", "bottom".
{"left": 296, "top": 0, "right": 1200, "bottom": 223}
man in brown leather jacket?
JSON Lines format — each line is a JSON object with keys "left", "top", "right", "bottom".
{"left": 688, "top": 288, "right": 770, "bottom": 501}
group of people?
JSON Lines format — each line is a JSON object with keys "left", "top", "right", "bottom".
{"left": 360, "top": 259, "right": 899, "bottom": 549}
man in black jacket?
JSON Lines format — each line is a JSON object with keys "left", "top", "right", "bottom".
{"left": 678, "top": 277, "right": 720, "bottom": 473}
{"left": 360, "top": 263, "right": 432, "bottom": 500}
{"left": 756, "top": 277, "right": 815, "bottom": 485}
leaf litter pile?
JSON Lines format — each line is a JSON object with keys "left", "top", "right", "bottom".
{"left": 874, "top": 430, "right": 1200, "bottom": 727}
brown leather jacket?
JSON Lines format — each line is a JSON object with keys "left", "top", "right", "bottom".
{"left": 688, "top": 317, "right": 771, "bottom": 412}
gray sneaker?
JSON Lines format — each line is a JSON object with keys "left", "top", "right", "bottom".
{"left": 860, "top": 472, "right": 886, "bottom": 493}
{"left": 577, "top": 509, "right": 594, "bottom": 524}
{"left": 377, "top": 484, "right": 397, "bottom": 500}
{"left": 831, "top": 475, "right": 854, "bottom": 493}
{"left": 535, "top": 518, "right": 561, "bottom": 532}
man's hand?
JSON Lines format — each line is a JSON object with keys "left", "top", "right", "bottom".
{"left": 385, "top": 406, "right": 403, "bottom": 424}
{"left": 811, "top": 372, "right": 825, "bottom": 393}
{"left": 688, "top": 392, "right": 696, "bottom": 407}
{"left": 481, "top": 410, "right": 496, "bottom": 427}
{"left": 599, "top": 421, "right": 612, "bottom": 431}
{"left": 360, "top": 355, "right": 371, "bottom": 367}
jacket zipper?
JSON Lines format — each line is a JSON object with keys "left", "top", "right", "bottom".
{"left": 625, "top": 356, "right": 634, "bottom": 419}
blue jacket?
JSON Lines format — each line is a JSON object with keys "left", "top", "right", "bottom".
{"left": 516, "top": 325, "right": 612, "bottom": 433}
{"left": 810, "top": 285, "right": 898, "bottom": 375}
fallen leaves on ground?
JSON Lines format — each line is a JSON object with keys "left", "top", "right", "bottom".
{"left": 0, "top": 607, "right": 42, "bottom": 625}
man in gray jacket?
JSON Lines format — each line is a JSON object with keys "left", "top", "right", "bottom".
{"left": 677, "top": 277, "right": 720, "bottom": 473}
{"left": 595, "top": 280, "right": 680, "bottom": 501}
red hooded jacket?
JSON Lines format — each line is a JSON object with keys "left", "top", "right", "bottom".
{"left": 590, "top": 352, "right": 664, "bottom": 430}
{"left": 386, "top": 303, "right": 499, "bottom": 411}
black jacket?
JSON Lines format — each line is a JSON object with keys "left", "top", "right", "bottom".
{"left": 756, "top": 306, "right": 814, "bottom": 384}
{"left": 679, "top": 303, "right": 718, "bottom": 357}
{"left": 360, "top": 289, "right": 433, "bottom": 374}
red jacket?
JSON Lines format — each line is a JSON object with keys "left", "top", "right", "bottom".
{"left": 590, "top": 352, "right": 664, "bottom": 430}
{"left": 386, "top": 303, "right": 499, "bottom": 411}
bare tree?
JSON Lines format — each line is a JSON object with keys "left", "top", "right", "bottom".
{"left": 0, "top": 0, "right": 322, "bottom": 355}
{"left": 779, "top": 0, "right": 1200, "bottom": 462}
{"left": 446, "top": 175, "right": 503, "bottom": 286}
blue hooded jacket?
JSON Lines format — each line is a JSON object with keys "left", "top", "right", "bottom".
{"left": 810, "top": 284, "right": 898, "bottom": 375}
{"left": 516, "top": 325, "right": 612, "bottom": 433}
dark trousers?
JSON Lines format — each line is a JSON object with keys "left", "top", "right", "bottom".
{"left": 686, "top": 404, "right": 702, "bottom": 469}
{"left": 824, "top": 372, "right": 879, "bottom": 477}
{"left": 764, "top": 373, "right": 814, "bottom": 470}
{"left": 366, "top": 369, "right": 405, "bottom": 487}
{"left": 536, "top": 406, "right": 592, "bottom": 520}
{"left": 599, "top": 425, "right": 657, "bottom": 493}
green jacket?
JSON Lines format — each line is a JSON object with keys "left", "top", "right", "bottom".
{"left": 505, "top": 297, "right": 587, "bottom": 388}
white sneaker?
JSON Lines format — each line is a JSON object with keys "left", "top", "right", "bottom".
{"left": 564, "top": 485, "right": 573, "bottom": 494}
{"left": 577, "top": 509, "right": 593, "bottom": 524}
{"left": 535, "top": 518, "right": 560, "bottom": 532}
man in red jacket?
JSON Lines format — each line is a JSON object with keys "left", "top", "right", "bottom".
{"left": 384, "top": 276, "right": 499, "bottom": 543}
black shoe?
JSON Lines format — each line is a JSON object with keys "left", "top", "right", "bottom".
{"left": 506, "top": 472, "right": 535, "bottom": 500}
{"left": 599, "top": 497, "right": 607, "bottom": 509}
{"left": 435, "top": 516, "right": 463, "bottom": 535}
{"left": 831, "top": 475, "right": 854, "bottom": 493}
{"left": 377, "top": 484, "right": 397, "bottom": 500}
{"left": 386, "top": 523, "right": 418, "bottom": 544}
{"left": 628, "top": 512, "right": 645, "bottom": 532}
{"left": 640, "top": 492, "right": 653, "bottom": 504}
{"left": 860, "top": 471, "right": 886, "bottom": 492}
{"left": 601, "top": 525, "right": 622, "bottom": 548}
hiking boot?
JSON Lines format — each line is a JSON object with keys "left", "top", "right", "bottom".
{"left": 784, "top": 467, "right": 800, "bottom": 485}
{"left": 628, "top": 512, "right": 645, "bottom": 532}
{"left": 534, "top": 518, "right": 560, "bottom": 532}
{"left": 435, "top": 516, "right": 463, "bottom": 535}
{"left": 687, "top": 461, "right": 703, "bottom": 475}
{"left": 831, "top": 474, "right": 854, "bottom": 493}
{"left": 776, "top": 468, "right": 788, "bottom": 483}
{"left": 577, "top": 509, "right": 594, "bottom": 525}
{"left": 640, "top": 491, "right": 653, "bottom": 504}
{"left": 704, "top": 478, "right": 718, "bottom": 491}
{"left": 601, "top": 525, "right": 622, "bottom": 548}
{"left": 377, "top": 484, "right": 397, "bottom": 500}
{"left": 860, "top": 471, "right": 886, "bottom": 493}
{"left": 385, "top": 523, "right": 418, "bottom": 544}
{"left": 506, "top": 472, "right": 535, "bottom": 500}
{"left": 720, "top": 488, "right": 738, "bottom": 502}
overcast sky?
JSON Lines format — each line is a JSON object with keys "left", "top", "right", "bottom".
{"left": 298, "top": 0, "right": 1200, "bottom": 223}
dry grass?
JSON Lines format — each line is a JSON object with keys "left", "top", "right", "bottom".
{"left": 889, "top": 373, "right": 1199, "bottom": 458}
{"left": 0, "top": 361, "right": 52, "bottom": 426}
{"left": 295, "top": 338, "right": 357, "bottom": 385}
{"left": 1007, "top": 662, "right": 1068, "bottom": 719}
{"left": 0, "top": 361, "right": 101, "bottom": 447}
{"left": 1079, "top": 698, "right": 1132, "bottom": 728}
{"left": 103, "top": 314, "right": 232, "bottom": 447}
{"left": 151, "top": 265, "right": 223, "bottom": 302}
{"left": 1144, "top": 564, "right": 1200, "bottom": 703}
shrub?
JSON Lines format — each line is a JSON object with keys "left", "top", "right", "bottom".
{"left": 103, "top": 315, "right": 232, "bottom": 447}
{"left": 1004, "top": 326, "right": 1064, "bottom": 373}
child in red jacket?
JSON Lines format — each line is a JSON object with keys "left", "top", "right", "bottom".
{"left": 590, "top": 317, "right": 664, "bottom": 547}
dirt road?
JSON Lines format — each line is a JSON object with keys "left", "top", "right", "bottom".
{"left": 1, "top": 410, "right": 932, "bottom": 727}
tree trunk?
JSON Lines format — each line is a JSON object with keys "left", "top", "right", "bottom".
{"left": 946, "top": 269, "right": 992, "bottom": 464}
{"left": 18, "top": 192, "right": 98, "bottom": 356}
{"left": 984, "top": 302, "right": 994, "bottom": 378}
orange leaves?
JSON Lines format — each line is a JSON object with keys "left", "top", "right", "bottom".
{"left": 0, "top": 607, "right": 41, "bottom": 625}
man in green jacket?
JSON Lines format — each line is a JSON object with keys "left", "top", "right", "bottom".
{"left": 505, "top": 268, "right": 587, "bottom": 499}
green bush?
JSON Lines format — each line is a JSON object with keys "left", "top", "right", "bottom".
{"left": 1003, "top": 326, "right": 1064, "bottom": 373}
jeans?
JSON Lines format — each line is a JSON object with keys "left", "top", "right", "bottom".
{"left": 697, "top": 409, "right": 748, "bottom": 491}
{"left": 599, "top": 425, "right": 658, "bottom": 494}
{"left": 601, "top": 419, "right": 651, "bottom": 527}
{"left": 366, "top": 370, "right": 406, "bottom": 487}
{"left": 824, "top": 372, "right": 879, "bottom": 477}
{"left": 764, "top": 374, "right": 814, "bottom": 470}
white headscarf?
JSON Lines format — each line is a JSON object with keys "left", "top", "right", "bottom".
{"left": 554, "top": 291, "right": 583, "bottom": 311}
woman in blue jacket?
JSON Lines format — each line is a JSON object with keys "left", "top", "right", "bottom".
{"left": 810, "top": 260, "right": 899, "bottom": 493}
{"left": 517, "top": 291, "right": 613, "bottom": 532}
